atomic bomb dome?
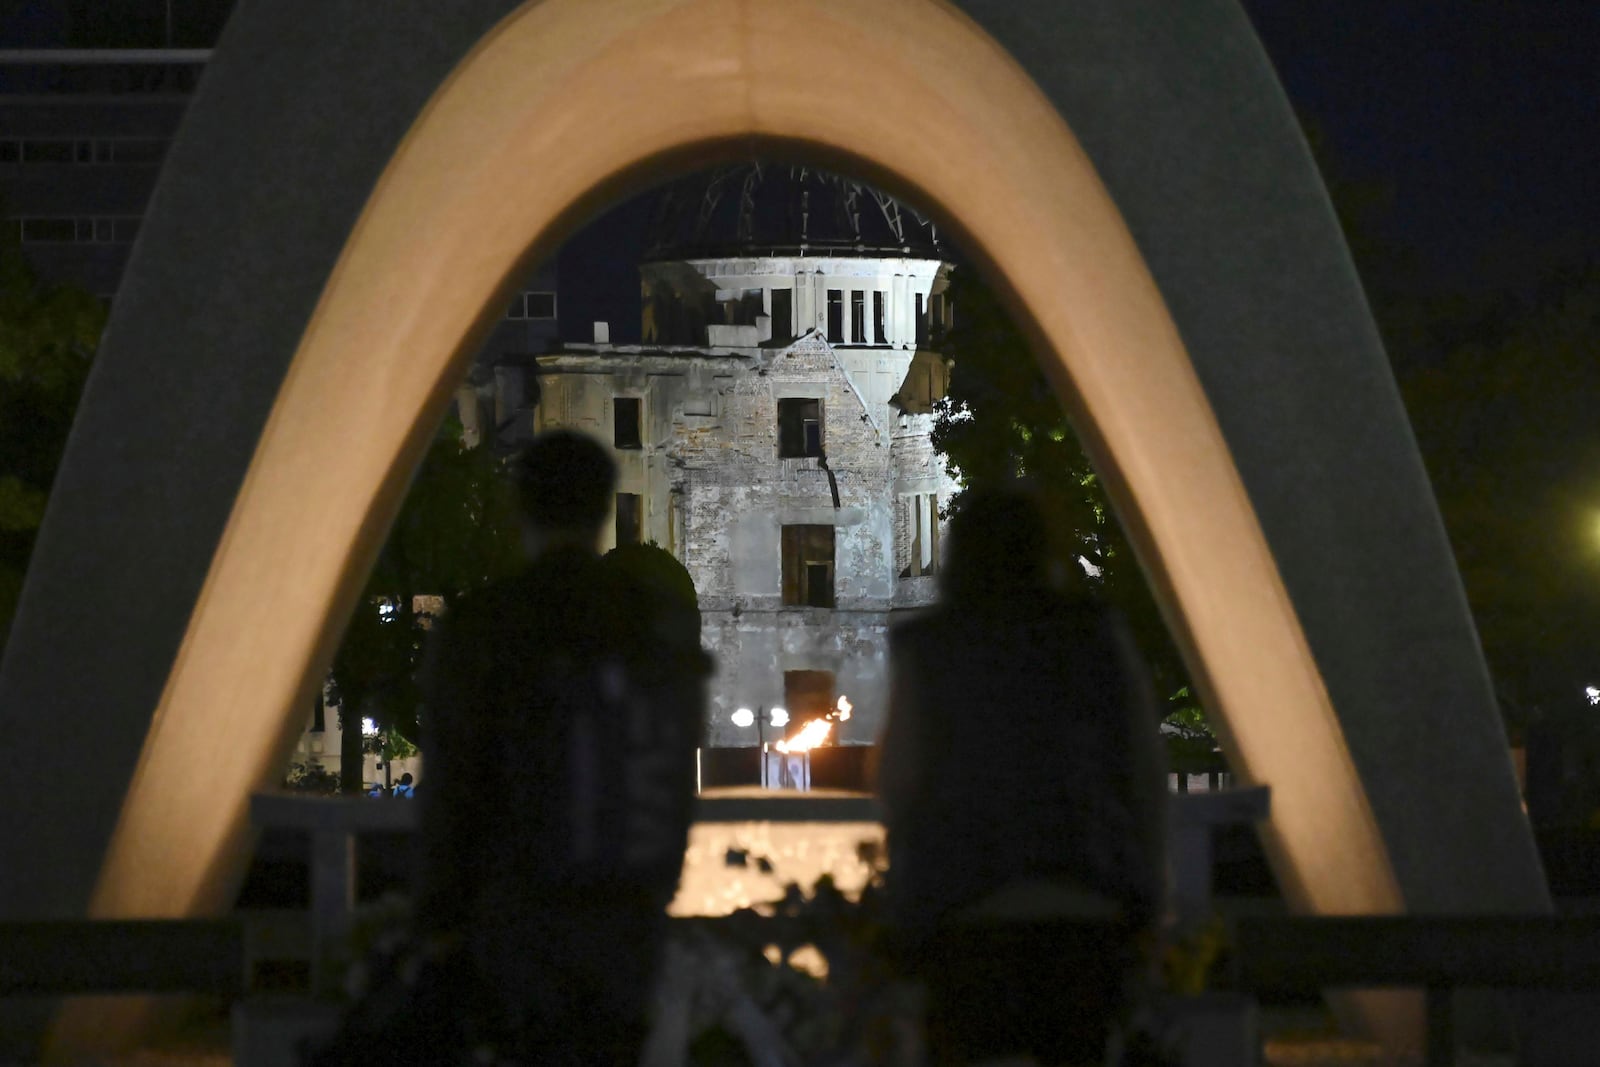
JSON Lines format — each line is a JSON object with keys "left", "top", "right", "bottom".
{"left": 642, "top": 163, "right": 946, "bottom": 261}
{"left": 502, "top": 167, "right": 961, "bottom": 756}
{"left": 633, "top": 166, "right": 955, "bottom": 356}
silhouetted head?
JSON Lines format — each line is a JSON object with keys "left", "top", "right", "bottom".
{"left": 399, "top": 772, "right": 414, "bottom": 786}
{"left": 515, "top": 431, "right": 616, "bottom": 552}
{"left": 941, "top": 487, "right": 1051, "bottom": 601}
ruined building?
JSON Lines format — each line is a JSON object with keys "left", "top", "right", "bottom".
{"left": 496, "top": 167, "right": 960, "bottom": 748}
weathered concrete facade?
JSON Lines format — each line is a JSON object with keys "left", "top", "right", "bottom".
{"left": 520, "top": 252, "right": 958, "bottom": 746}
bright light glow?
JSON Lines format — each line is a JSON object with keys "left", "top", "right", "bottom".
{"left": 669, "top": 815, "right": 884, "bottom": 918}
{"left": 1587, "top": 686, "right": 1600, "bottom": 707}
{"left": 835, "top": 695, "right": 852, "bottom": 721}
{"left": 787, "top": 944, "right": 829, "bottom": 979}
{"left": 731, "top": 707, "right": 755, "bottom": 728}
{"left": 769, "top": 707, "right": 789, "bottom": 727}
{"left": 775, "top": 717, "right": 833, "bottom": 753}
{"left": 360, "top": 716, "right": 378, "bottom": 737}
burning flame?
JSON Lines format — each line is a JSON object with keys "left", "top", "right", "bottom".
{"left": 835, "top": 695, "right": 852, "bottom": 721}
{"left": 775, "top": 717, "right": 833, "bottom": 753}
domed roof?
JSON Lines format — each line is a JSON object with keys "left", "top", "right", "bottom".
{"left": 642, "top": 164, "right": 944, "bottom": 261}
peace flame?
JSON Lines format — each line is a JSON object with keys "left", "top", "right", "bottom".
{"left": 775, "top": 717, "right": 833, "bottom": 754}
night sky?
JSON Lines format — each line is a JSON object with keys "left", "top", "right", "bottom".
{"left": 557, "top": 3, "right": 1600, "bottom": 342}
{"left": 1242, "top": 1, "right": 1600, "bottom": 296}
{"left": 3, "top": 2, "right": 1596, "bottom": 327}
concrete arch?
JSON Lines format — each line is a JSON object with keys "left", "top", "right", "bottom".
{"left": 0, "top": 0, "right": 1545, "bottom": 1053}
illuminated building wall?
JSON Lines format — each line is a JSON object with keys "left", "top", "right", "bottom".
{"left": 520, "top": 235, "right": 960, "bottom": 747}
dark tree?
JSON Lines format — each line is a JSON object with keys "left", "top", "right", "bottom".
{"left": 0, "top": 226, "right": 105, "bottom": 658}
{"left": 929, "top": 267, "right": 1194, "bottom": 723}
{"left": 328, "top": 421, "right": 523, "bottom": 793}
{"left": 1395, "top": 267, "right": 1600, "bottom": 738}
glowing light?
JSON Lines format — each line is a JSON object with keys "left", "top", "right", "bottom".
{"left": 787, "top": 944, "right": 830, "bottom": 978}
{"left": 360, "top": 717, "right": 378, "bottom": 737}
{"left": 769, "top": 707, "right": 790, "bottom": 727}
{"left": 668, "top": 813, "right": 885, "bottom": 918}
{"left": 1587, "top": 686, "right": 1600, "bottom": 707}
{"left": 731, "top": 707, "right": 755, "bottom": 728}
{"left": 835, "top": 695, "right": 853, "bottom": 721}
{"left": 775, "top": 717, "right": 833, "bottom": 753}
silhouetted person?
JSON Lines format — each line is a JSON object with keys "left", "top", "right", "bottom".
{"left": 877, "top": 487, "right": 1167, "bottom": 1067}
{"left": 415, "top": 430, "right": 709, "bottom": 1064}
{"left": 393, "top": 772, "right": 414, "bottom": 798}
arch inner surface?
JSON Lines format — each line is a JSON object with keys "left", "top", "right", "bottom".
{"left": 87, "top": 0, "right": 1400, "bottom": 1031}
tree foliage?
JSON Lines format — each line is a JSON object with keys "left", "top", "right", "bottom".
{"left": 0, "top": 223, "right": 106, "bottom": 656}
{"left": 1394, "top": 268, "right": 1600, "bottom": 734}
{"left": 328, "top": 422, "right": 523, "bottom": 792}
{"left": 1300, "top": 118, "right": 1600, "bottom": 736}
{"left": 929, "top": 267, "right": 1194, "bottom": 720}
{"left": 932, "top": 116, "right": 1600, "bottom": 784}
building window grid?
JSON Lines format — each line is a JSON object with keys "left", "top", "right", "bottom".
{"left": 0, "top": 138, "right": 168, "bottom": 166}
{"left": 10, "top": 215, "right": 141, "bottom": 244}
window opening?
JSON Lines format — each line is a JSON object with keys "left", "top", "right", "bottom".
{"left": 905, "top": 493, "right": 940, "bottom": 576}
{"left": 777, "top": 398, "right": 823, "bottom": 458}
{"left": 916, "top": 291, "right": 928, "bottom": 346}
{"left": 782, "top": 524, "right": 835, "bottom": 607}
{"left": 850, "top": 291, "right": 866, "bottom": 343}
{"left": 826, "top": 289, "right": 844, "bottom": 343}
{"left": 526, "top": 291, "right": 557, "bottom": 319}
{"left": 616, "top": 492, "right": 643, "bottom": 546}
{"left": 931, "top": 292, "right": 948, "bottom": 340}
{"left": 721, "top": 287, "right": 763, "bottom": 326}
{"left": 771, "top": 287, "right": 793, "bottom": 341}
{"left": 873, "top": 291, "right": 887, "bottom": 345}
{"left": 614, "top": 397, "right": 642, "bottom": 450}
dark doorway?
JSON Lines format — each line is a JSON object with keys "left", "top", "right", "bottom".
{"left": 616, "top": 492, "right": 642, "bottom": 545}
{"left": 784, "top": 669, "right": 835, "bottom": 738}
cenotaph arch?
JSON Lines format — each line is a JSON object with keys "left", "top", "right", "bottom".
{"left": 0, "top": 0, "right": 1546, "bottom": 1054}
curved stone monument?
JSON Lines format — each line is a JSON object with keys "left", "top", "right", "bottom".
{"left": 0, "top": 0, "right": 1547, "bottom": 1054}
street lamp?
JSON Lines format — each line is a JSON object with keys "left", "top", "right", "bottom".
{"left": 731, "top": 706, "right": 792, "bottom": 785}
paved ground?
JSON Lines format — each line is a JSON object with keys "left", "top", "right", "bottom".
{"left": 33, "top": 1005, "right": 1527, "bottom": 1065}
{"left": 1260, "top": 1007, "right": 1515, "bottom": 1067}
{"left": 55, "top": 1039, "right": 1520, "bottom": 1066}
